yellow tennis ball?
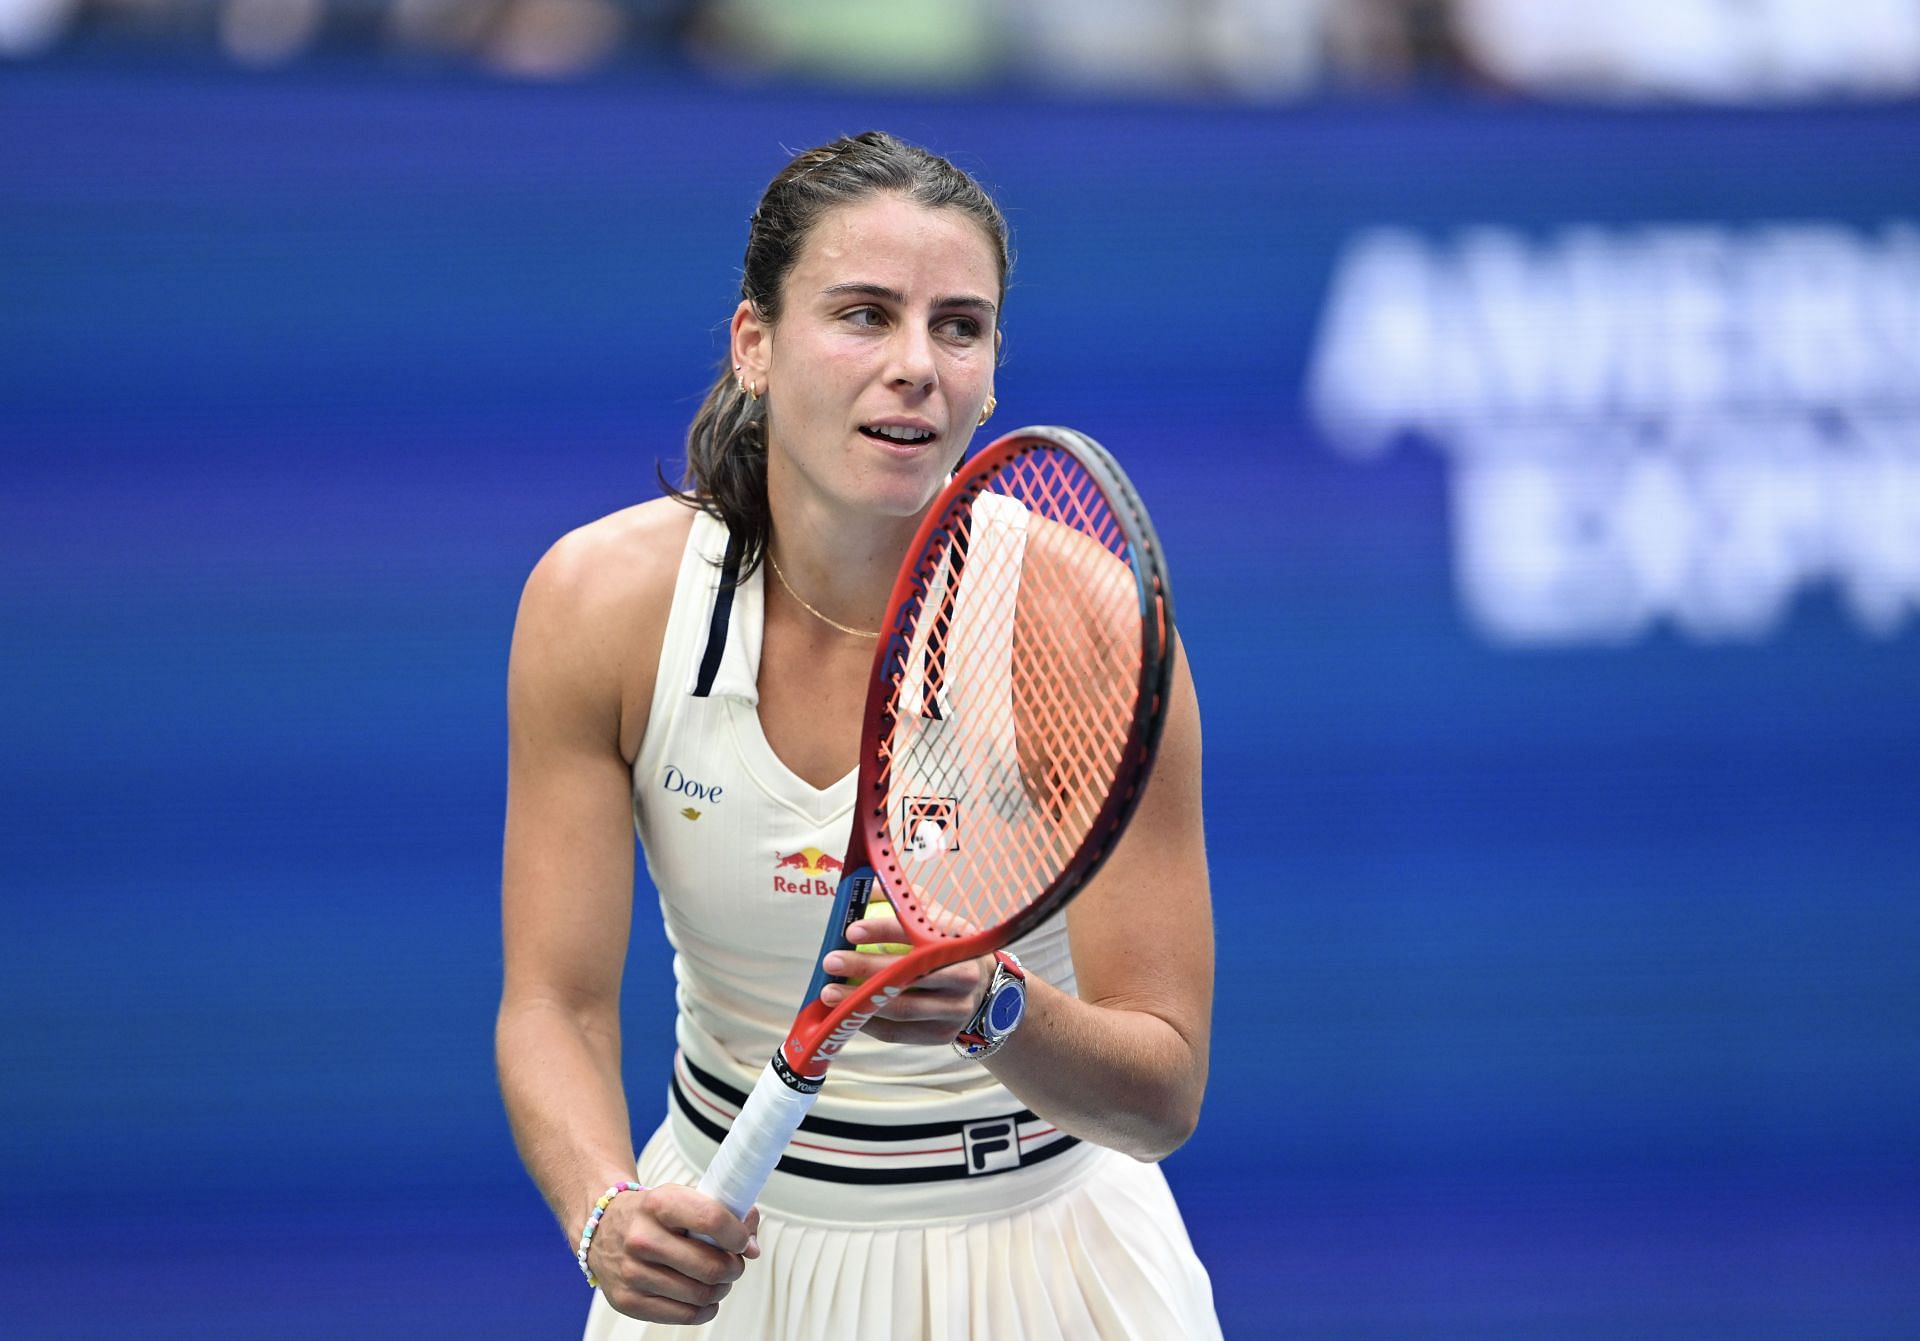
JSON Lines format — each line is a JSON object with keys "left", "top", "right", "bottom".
{"left": 855, "top": 897, "right": 910, "bottom": 955}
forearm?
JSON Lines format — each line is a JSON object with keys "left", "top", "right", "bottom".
{"left": 982, "top": 974, "right": 1208, "bottom": 1163}
{"left": 496, "top": 996, "right": 640, "bottom": 1240}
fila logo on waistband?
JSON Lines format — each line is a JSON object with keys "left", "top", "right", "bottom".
{"left": 669, "top": 1054, "right": 1081, "bottom": 1184}
{"left": 962, "top": 1118, "right": 1020, "bottom": 1175}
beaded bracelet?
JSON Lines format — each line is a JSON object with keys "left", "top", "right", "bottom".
{"left": 575, "top": 1180, "right": 646, "bottom": 1287}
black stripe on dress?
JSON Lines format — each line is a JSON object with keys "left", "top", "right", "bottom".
{"left": 671, "top": 1070, "right": 1081, "bottom": 1185}
{"left": 692, "top": 530, "right": 745, "bottom": 698}
{"left": 682, "top": 1054, "right": 1052, "bottom": 1142}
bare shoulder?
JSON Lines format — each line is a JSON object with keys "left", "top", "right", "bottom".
{"left": 522, "top": 496, "right": 696, "bottom": 619}
{"left": 512, "top": 496, "right": 700, "bottom": 761}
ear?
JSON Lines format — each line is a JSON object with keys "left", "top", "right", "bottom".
{"left": 730, "top": 300, "right": 770, "bottom": 385}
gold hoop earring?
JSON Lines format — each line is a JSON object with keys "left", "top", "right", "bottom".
{"left": 735, "top": 367, "right": 758, "bottom": 401}
{"left": 978, "top": 395, "right": 997, "bottom": 427}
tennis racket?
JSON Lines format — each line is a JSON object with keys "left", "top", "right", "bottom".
{"left": 695, "top": 425, "right": 1176, "bottom": 1219}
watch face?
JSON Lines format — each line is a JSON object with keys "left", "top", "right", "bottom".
{"left": 985, "top": 979, "right": 1025, "bottom": 1037}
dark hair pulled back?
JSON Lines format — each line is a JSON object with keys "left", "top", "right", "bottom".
{"left": 665, "top": 131, "right": 1011, "bottom": 577}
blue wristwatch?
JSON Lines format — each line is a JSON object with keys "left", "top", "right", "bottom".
{"left": 953, "top": 951, "right": 1026, "bottom": 1060}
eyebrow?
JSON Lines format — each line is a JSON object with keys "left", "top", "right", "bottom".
{"left": 820, "top": 282, "right": 997, "bottom": 320}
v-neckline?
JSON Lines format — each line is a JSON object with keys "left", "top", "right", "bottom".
{"left": 717, "top": 560, "right": 857, "bottom": 825}
{"left": 722, "top": 696, "right": 856, "bottom": 825}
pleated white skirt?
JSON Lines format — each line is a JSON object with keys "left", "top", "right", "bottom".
{"left": 581, "top": 1120, "right": 1222, "bottom": 1341}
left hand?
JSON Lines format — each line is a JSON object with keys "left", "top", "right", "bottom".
{"left": 817, "top": 909, "right": 992, "bottom": 1045}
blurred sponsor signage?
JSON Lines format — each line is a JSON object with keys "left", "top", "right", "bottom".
{"left": 1309, "top": 223, "right": 1920, "bottom": 645}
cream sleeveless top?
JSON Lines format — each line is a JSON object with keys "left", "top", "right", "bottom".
{"left": 631, "top": 506, "right": 1078, "bottom": 1124}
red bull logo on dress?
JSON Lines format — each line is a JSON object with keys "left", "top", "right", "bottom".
{"left": 771, "top": 847, "right": 844, "bottom": 896}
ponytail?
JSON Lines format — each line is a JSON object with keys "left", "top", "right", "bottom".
{"left": 661, "top": 361, "right": 772, "bottom": 576}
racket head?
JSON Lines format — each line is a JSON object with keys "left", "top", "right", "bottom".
{"left": 777, "top": 428, "right": 1174, "bottom": 1079}
{"left": 861, "top": 425, "right": 1175, "bottom": 949}
{"left": 776, "top": 425, "right": 1176, "bottom": 1083}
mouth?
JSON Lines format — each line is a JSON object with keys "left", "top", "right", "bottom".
{"left": 859, "top": 422, "right": 939, "bottom": 448}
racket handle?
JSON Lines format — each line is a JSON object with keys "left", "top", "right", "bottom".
{"left": 694, "top": 1059, "right": 818, "bottom": 1222}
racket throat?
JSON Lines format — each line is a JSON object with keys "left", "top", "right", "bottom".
{"left": 780, "top": 977, "right": 909, "bottom": 1080}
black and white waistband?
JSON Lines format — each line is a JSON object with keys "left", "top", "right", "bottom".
{"left": 670, "top": 1051, "right": 1082, "bottom": 1186}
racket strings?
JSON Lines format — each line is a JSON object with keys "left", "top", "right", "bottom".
{"left": 878, "top": 447, "right": 1145, "bottom": 938}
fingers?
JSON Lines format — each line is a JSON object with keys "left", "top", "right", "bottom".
{"left": 822, "top": 952, "right": 975, "bottom": 993}
{"left": 649, "top": 1184, "right": 757, "bottom": 1254}
{"left": 817, "top": 947, "right": 993, "bottom": 1048}
{"left": 820, "top": 954, "right": 982, "bottom": 1006}
{"left": 592, "top": 1186, "right": 758, "bottom": 1325}
{"left": 844, "top": 910, "right": 907, "bottom": 950}
{"left": 859, "top": 1015, "right": 969, "bottom": 1045}
{"left": 818, "top": 910, "right": 999, "bottom": 1048}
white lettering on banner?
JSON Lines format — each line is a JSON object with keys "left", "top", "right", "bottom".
{"left": 1306, "top": 223, "right": 1920, "bottom": 645}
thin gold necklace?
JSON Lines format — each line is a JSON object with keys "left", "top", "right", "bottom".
{"left": 766, "top": 551, "right": 880, "bottom": 639}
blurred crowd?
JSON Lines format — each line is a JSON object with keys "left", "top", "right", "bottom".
{"left": 4, "top": 0, "right": 1920, "bottom": 100}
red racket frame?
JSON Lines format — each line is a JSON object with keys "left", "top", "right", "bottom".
{"left": 771, "top": 425, "right": 1178, "bottom": 1085}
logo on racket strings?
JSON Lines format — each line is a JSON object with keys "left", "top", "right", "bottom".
{"left": 901, "top": 796, "right": 960, "bottom": 860}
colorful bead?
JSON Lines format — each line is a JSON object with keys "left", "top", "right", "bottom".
{"left": 575, "top": 1180, "right": 645, "bottom": 1288}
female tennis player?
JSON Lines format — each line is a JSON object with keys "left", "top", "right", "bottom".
{"left": 496, "top": 131, "right": 1219, "bottom": 1339}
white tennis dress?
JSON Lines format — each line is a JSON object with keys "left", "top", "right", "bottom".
{"left": 583, "top": 507, "right": 1220, "bottom": 1341}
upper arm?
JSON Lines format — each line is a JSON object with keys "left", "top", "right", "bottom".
{"left": 1062, "top": 639, "right": 1213, "bottom": 1058}
{"left": 499, "top": 515, "right": 676, "bottom": 1017}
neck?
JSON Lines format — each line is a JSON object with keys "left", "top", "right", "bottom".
{"left": 767, "top": 549, "right": 881, "bottom": 639}
{"left": 763, "top": 465, "right": 929, "bottom": 634}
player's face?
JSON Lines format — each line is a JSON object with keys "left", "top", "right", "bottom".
{"left": 743, "top": 194, "right": 1001, "bottom": 522}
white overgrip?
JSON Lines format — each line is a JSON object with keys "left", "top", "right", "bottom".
{"left": 695, "top": 1059, "right": 818, "bottom": 1221}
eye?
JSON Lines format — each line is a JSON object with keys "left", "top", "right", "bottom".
{"left": 842, "top": 306, "right": 886, "bottom": 329}
{"left": 938, "top": 316, "right": 983, "bottom": 341}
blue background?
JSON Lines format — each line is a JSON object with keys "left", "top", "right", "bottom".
{"left": 3, "top": 61, "right": 1917, "bottom": 1338}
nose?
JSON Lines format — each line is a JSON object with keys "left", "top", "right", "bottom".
{"left": 885, "top": 322, "right": 937, "bottom": 395}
